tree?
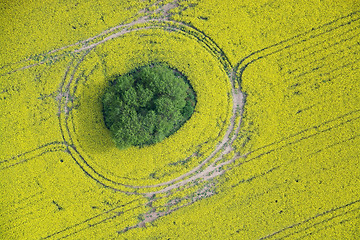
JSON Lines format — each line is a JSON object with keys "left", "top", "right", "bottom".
{"left": 102, "top": 63, "right": 196, "bottom": 149}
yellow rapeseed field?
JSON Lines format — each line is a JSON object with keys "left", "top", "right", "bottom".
{"left": 1, "top": 0, "right": 359, "bottom": 239}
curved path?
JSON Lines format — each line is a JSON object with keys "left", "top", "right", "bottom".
{"left": 59, "top": 5, "right": 247, "bottom": 194}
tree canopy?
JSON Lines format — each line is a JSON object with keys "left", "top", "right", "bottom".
{"left": 102, "top": 64, "right": 196, "bottom": 149}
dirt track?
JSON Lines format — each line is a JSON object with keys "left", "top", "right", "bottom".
{"left": 51, "top": 0, "right": 246, "bottom": 196}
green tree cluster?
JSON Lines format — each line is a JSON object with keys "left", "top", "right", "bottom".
{"left": 102, "top": 64, "right": 196, "bottom": 149}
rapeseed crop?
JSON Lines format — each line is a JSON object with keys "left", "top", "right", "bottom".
{"left": 1, "top": 0, "right": 359, "bottom": 239}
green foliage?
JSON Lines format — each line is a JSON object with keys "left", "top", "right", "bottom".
{"left": 102, "top": 64, "right": 196, "bottom": 149}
